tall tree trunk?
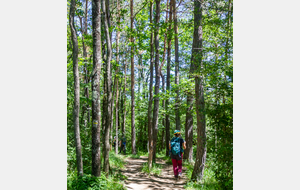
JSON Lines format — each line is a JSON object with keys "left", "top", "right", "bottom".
{"left": 82, "top": 0, "right": 90, "bottom": 125}
{"left": 159, "top": 0, "right": 168, "bottom": 152}
{"left": 79, "top": 12, "right": 90, "bottom": 129}
{"left": 137, "top": 52, "right": 143, "bottom": 149}
{"left": 184, "top": 85, "right": 193, "bottom": 162}
{"left": 91, "top": 0, "right": 102, "bottom": 177}
{"left": 165, "top": 0, "right": 172, "bottom": 156}
{"left": 147, "top": 0, "right": 154, "bottom": 169}
{"left": 115, "top": 0, "right": 121, "bottom": 155}
{"left": 101, "top": 64, "right": 107, "bottom": 142}
{"left": 122, "top": 60, "right": 127, "bottom": 137}
{"left": 184, "top": 5, "right": 194, "bottom": 160}
{"left": 110, "top": 74, "right": 116, "bottom": 150}
{"left": 115, "top": 78, "right": 119, "bottom": 154}
{"left": 69, "top": 0, "right": 83, "bottom": 176}
{"left": 102, "top": 0, "right": 112, "bottom": 174}
{"left": 130, "top": 0, "right": 136, "bottom": 155}
{"left": 191, "top": 0, "right": 206, "bottom": 181}
{"left": 152, "top": 0, "right": 161, "bottom": 164}
{"left": 161, "top": 74, "right": 165, "bottom": 152}
{"left": 173, "top": 0, "right": 180, "bottom": 130}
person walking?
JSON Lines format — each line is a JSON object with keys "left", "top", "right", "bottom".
{"left": 169, "top": 130, "right": 186, "bottom": 179}
{"left": 119, "top": 135, "right": 126, "bottom": 154}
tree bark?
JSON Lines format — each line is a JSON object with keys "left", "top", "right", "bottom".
{"left": 110, "top": 74, "right": 116, "bottom": 150}
{"left": 191, "top": 0, "right": 206, "bottom": 181}
{"left": 165, "top": 0, "right": 172, "bottom": 157}
{"left": 147, "top": 0, "right": 154, "bottom": 169}
{"left": 79, "top": 0, "right": 90, "bottom": 133}
{"left": 102, "top": 0, "right": 112, "bottom": 174}
{"left": 173, "top": 0, "right": 180, "bottom": 130}
{"left": 69, "top": 0, "right": 83, "bottom": 176}
{"left": 91, "top": 0, "right": 102, "bottom": 177}
{"left": 159, "top": 0, "right": 168, "bottom": 152}
{"left": 122, "top": 61, "right": 127, "bottom": 137}
{"left": 130, "top": 0, "right": 137, "bottom": 155}
{"left": 152, "top": 0, "right": 161, "bottom": 164}
{"left": 161, "top": 74, "right": 165, "bottom": 152}
{"left": 115, "top": 0, "right": 121, "bottom": 155}
{"left": 184, "top": 90, "right": 193, "bottom": 162}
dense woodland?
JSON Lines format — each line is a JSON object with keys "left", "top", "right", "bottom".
{"left": 67, "top": 0, "right": 232, "bottom": 189}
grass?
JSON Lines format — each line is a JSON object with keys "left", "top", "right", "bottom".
{"left": 126, "top": 153, "right": 141, "bottom": 159}
{"left": 67, "top": 151, "right": 127, "bottom": 190}
{"left": 183, "top": 160, "right": 221, "bottom": 190}
{"left": 141, "top": 162, "right": 163, "bottom": 176}
{"left": 157, "top": 150, "right": 221, "bottom": 190}
{"left": 109, "top": 151, "right": 126, "bottom": 170}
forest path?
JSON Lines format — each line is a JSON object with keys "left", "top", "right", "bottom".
{"left": 121, "top": 156, "right": 187, "bottom": 190}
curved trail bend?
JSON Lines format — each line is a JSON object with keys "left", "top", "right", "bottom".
{"left": 121, "top": 156, "right": 187, "bottom": 190}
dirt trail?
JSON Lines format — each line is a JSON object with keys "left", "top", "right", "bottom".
{"left": 121, "top": 156, "right": 187, "bottom": 190}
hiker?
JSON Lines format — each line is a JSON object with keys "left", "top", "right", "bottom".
{"left": 119, "top": 135, "right": 126, "bottom": 154}
{"left": 169, "top": 130, "right": 186, "bottom": 179}
{"left": 112, "top": 136, "right": 116, "bottom": 148}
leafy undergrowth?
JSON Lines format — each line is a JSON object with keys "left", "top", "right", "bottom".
{"left": 158, "top": 152, "right": 221, "bottom": 190}
{"left": 141, "top": 162, "right": 163, "bottom": 176}
{"left": 67, "top": 151, "right": 127, "bottom": 190}
{"left": 126, "top": 153, "right": 141, "bottom": 159}
{"left": 183, "top": 160, "right": 221, "bottom": 190}
{"left": 109, "top": 151, "right": 126, "bottom": 170}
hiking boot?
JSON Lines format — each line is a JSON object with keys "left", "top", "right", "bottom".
{"left": 175, "top": 175, "right": 178, "bottom": 180}
{"left": 179, "top": 172, "right": 182, "bottom": 178}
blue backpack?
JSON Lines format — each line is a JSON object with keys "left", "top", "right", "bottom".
{"left": 171, "top": 137, "right": 182, "bottom": 156}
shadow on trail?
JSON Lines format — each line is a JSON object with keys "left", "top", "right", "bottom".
{"left": 122, "top": 156, "right": 187, "bottom": 190}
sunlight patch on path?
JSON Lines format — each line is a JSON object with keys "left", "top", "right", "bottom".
{"left": 122, "top": 156, "right": 187, "bottom": 190}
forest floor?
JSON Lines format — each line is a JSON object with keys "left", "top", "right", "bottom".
{"left": 120, "top": 156, "right": 187, "bottom": 190}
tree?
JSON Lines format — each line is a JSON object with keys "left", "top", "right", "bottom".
{"left": 191, "top": 0, "right": 206, "bottom": 181}
{"left": 184, "top": 73, "right": 194, "bottom": 162}
{"left": 78, "top": 0, "right": 90, "bottom": 129}
{"left": 173, "top": 0, "right": 181, "bottom": 130}
{"left": 122, "top": 57, "right": 127, "bottom": 138}
{"left": 102, "top": 0, "right": 112, "bottom": 174}
{"left": 115, "top": 0, "right": 121, "bottom": 155}
{"left": 69, "top": 0, "right": 83, "bottom": 176}
{"left": 147, "top": 0, "right": 155, "bottom": 169}
{"left": 165, "top": 0, "right": 173, "bottom": 157}
{"left": 91, "top": 0, "right": 102, "bottom": 177}
{"left": 151, "top": 0, "right": 161, "bottom": 164}
{"left": 130, "top": 0, "right": 137, "bottom": 155}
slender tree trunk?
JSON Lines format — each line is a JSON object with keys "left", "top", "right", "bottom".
{"left": 130, "top": 0, "right": 136, "bottom": 155}
{"left": 165, "top": 0, "right": 172, "bottom": 156}
{"left": 161, "top": 74, "right": 165, "bottom": 151}
{"left": 147, "top": 0, "right": 154, "bottom": 169}
{"left": 137, "top": 52, "right": 143, "bottom": 149}
{"left": 79, "top": 12, "right": 90, "bottom": 129}
{"left": 91, "top": 0, "right": 102, "bottom": 177}
{"left": 115, "top": 78, "right": 119, "bottom": 154}
{"left": 102, "top": 64, "right": 107, "bottom": 141}
{"left": 115, "top": 0, "right": 121, "bottom": 155}
{"left": 191, "top": 0, "right": 206, "bottom": 181}
{"left": 102, "top": 0, "right": 112, "bottom": 174}
{"left": 110, "top": 74, "right": 116, "bottom": 150}
{"left": 69, "top": 0, "right": 83, "bottom": 176}
{"left": 173, "top": 0, "right": 180, "bottom": 130}
{"left": 152, "top": 0, "right": 161, "bottom": 164}
{"left": 159, "top": 0, "right": 168, "bottom": 152}
{"left": 184, "top": 11, "right": 194, "bottom": 160}
{"left": 184, "top": 89, "right": 193, "bottom": 162}
{"left": 160, "top": 74, "right": 166, "bottom": 150}
{"left": 122, "top": 61, "right": 127, "bottom": 137}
